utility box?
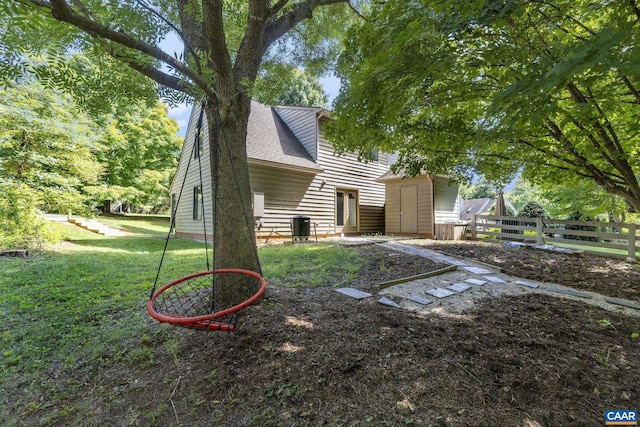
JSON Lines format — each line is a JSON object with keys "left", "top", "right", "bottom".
{"left": 291, "top": 216, "right": 311, "bottom": 241}
{"left": 252, "top": 192, "right": 264, "bottom": 218}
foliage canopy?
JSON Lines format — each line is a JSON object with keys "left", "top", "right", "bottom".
{"left": 329, "top": 0, "right": 640, "bottom": 212}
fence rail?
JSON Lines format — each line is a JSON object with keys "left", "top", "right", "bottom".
{"left": 469, "top": 215, "right": 639, "bottom": 260}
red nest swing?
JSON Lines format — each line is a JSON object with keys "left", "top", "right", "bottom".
{"left": 147, "top": 101, "right": 265, "bottom": 332}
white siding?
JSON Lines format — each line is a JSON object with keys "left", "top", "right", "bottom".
{"left": 274, "top": 106, "right": 319, "bottom": 161}
{"left": 317, "top": 122, "right": 388, "bottom": 233}
{"left": 433, "top": 176, "right": 460, "bottom": 224}
{"left": 170, "top": 103, "right": 213, "bottom": 238}
{"left": 250, "top": 164, "right": 334, "bottom": 238}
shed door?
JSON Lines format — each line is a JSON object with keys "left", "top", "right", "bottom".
{"left": 400, "top": 185, "right": 418, "bottom": 233}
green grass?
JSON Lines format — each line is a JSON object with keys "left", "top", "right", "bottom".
{"left": 261, "top": 243, "right": 361, "bottom": 287}
{"left": 553, "top": 241, "right": 640, "bottom": 259}
{"left": 97, "top": 215, "right": 171, "bottom": 236}
{"left": 0, "top": 216, "right": 362, "bottom": 425}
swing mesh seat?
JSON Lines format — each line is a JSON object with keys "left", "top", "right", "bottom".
{"left": 147, "top": 269, "right": 266, "bottom": 332}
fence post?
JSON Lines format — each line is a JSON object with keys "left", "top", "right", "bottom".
{"left": 536, "top": 217, "right": 544, "bottom": 245}
{"left": 629, "top": 223, "right": 637, "bottom": 260}
{"left": 471, "top": 214, "right": 477, "bottom": 240}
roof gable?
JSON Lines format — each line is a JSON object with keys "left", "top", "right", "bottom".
{"left": 246, "top": 101, "right": 322, "bottom": 172}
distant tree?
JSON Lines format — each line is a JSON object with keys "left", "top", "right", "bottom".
{"left": 0, "top": 81, "right": 102, "bottom": 214}
{"left": 254, "top": 64, "right": 328, "bottom": 107}
{"left": 518, "top": 201, "right": 546, "bottom": 219}
{"left": 459, "top": 179, "right": 497, "bottom": 200}
{"left": 94, "top": 102, "right": 182, "bottom": 213}
{"left": 0, "top": 180, "right": 59, "bottom": 250}
{"left": 507, "top": 178, "right": 548, "bottom": 216}
{"left": 536, "top": 178, "right": 629, "bottom": 222}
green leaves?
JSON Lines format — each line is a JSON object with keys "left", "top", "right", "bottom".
{"left": 331, "top": 0, "right": 640, "bottom": 211}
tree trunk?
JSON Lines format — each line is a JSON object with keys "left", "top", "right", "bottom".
{"left": 204, "top": 96, "right": 261, "bottom": 305}
{"left": 102, "top": 200, "right": 111, "bottom": 214}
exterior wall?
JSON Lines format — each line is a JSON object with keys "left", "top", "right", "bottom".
{"left": 433, "top": 176, "right": 460, "bottom": 223}
{"left": 274, "top": 106, "right": 319, "bottom": 161}
{"left": 250, "top": 163, "right": 334, "bottom": 239}
{"left": 171, "top": 104, "right": 389, "bottom": 239}
{"left": 169, "top": 105, "right": 213, "bottom": 238}
{"left": 384, "top": 175, "right": 434, "bottom": 236}
{"left": 316, "top": 121, "right": 388, "bottom": 234}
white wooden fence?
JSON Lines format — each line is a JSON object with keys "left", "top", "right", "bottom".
{"left": 468, "top": 215, "right": 639, "bottom": 260}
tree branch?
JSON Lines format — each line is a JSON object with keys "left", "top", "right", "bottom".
{"left": 201, "top": 0, "right": 234, "bottom": 99}
{"left": 263, "top": 0, "right": 348, "bottom": 52}
{"left": 25, "top": 0, "right": 213, "bottom": 97}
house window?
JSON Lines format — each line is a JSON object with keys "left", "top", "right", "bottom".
{"left": 193, "top": 186, "right": 202, "bottom": 220}
{"left": 193, "top": 130, "right": 203, "bottom": 158}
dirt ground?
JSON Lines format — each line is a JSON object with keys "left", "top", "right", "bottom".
{"left": 37, "top": 241, "right": 640, "bottom": 426}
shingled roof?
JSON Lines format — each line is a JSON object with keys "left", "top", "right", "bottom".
{"left": 246, "top": 101, "right": 322, "bottom": 173}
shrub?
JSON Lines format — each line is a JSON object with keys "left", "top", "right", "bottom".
{"left": 0, "top": 181, "right": 59, "bottom": 250}
{"left": 564, "top": 212, "right": 600, "bottom": 242}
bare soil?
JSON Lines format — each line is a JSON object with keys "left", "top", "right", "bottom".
{"left": 35, "top": 241, "right": 640, "bottom": 426}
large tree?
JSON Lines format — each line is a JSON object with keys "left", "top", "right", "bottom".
{"left": 95, "top": 101, "right": 182, "bottom": 213}
{"left": 329, "top": 0, "right": 640, "bottom": 212}
{"left": 0, "top": 80, "right": 102, "bottom": 214}
{"left": 6, "top": 0, "right": 355, "bottom": 279}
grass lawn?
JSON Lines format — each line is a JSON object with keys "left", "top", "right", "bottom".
{"left": 96, "top": 214, "right": 172, "bottom": 236}
{"left": 0, "top": 217, "right": 361, "bottom": 426}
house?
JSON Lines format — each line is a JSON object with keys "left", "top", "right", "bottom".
{"left": 377, "top": 171, "right": 461, "bottom": 237}
{"left": 459, "top": 197, "right": 516, "bottom": 220}
{"left": 169, "top": 101, "right": 391, "bottom": 240}
{"left": 459, "top": 198, "right": 495, "bottom": 221}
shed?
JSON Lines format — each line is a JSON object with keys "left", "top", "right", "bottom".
{"left": 377, "top": 172, "right": 462, "bottom": 238}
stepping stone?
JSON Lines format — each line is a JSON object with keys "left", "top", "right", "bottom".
{"left": 484, "top": 276, "right": 508, "bottom": 284}
{"left": 425, "top": 288, "right": 455, "bottom": 299}
{"left": 544, "top": 286, "right": 592, "bottom": 299}
{"left": 515, "top": 280, "right": 539, "bottom": 289}
{"left": 408, "top": 296, "right": 432, "bottom": 305}
{"left": 447, "top": 283, "right": 471, "bottom": 293}
{"left": 436, "top": 258, "right": 467, "bottom": 267}
{"left": 465, "top": 278, "right": 487, "bottom": 286}
{"left": 605, "top": 298, "right": 640, "bottom": 310}
{"left": 378, "top": 296, "right": 401, "bottom": 308}
{"left": 335, "top": 288, "right": 372, "bottom": 300}
{"left": 463, "top": 266, "right": 492, "bottom": 275}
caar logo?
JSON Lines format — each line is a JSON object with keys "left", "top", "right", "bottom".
{"left": 605, "top": 410, "right": 637, "bottom": 426}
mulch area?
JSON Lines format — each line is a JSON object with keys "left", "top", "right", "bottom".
{"left": 24, "top": 242, "right": 640, "bottom": 426}
{"left": 421, "top": 240, "right": 640, "bottom": 301}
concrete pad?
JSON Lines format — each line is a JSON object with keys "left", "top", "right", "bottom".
{"left": 408, "top": 296, "right": 432, "bottom": 305}
{"left": 463, "top": 266, "right": 492, "bottom": 275}
{"left": 544, "top": 286, "right": 592, "bottom": 299}
{"left": 335, "top": 288, "right": 372, "bottom": 300}
{"left": 465, "top": 278, "right": 487, "bottom": 286}
{"left": 378, "top": 296, "right": 401, "bottom": 308}
{"left": 484, "top": 276, "right": 508, "bottom": 284}
{"left": 447, "top": 283, "right": 472, "bottom": 293}
{"left": 515, "top": 280, "right": 539, "bottom": 289}
{"left": 425, "top": 288, "right": 455, "bottom": 299}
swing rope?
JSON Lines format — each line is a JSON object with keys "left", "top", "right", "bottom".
{"left": 147, "top": 98, "right": 266, "bottom": 332}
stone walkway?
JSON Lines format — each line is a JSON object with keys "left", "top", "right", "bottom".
{"left": 335, "top": 241, "right": 640, "bottom": 317}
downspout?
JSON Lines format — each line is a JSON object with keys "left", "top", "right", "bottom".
{"left": 431, "top": 175, "right": 436, "bottom": 237}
